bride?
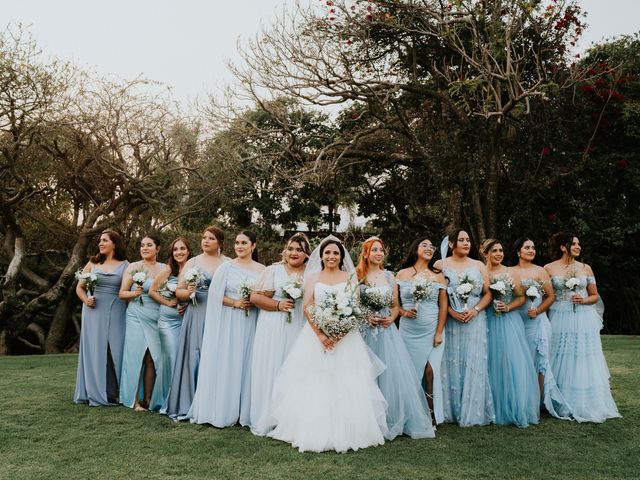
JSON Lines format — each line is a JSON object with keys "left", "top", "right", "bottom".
{"left": 268, "top": 236, "right": 389, "bottom": 453}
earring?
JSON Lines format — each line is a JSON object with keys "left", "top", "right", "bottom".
{"left": 217, "top": 248, "right": 221, "bottom": 255}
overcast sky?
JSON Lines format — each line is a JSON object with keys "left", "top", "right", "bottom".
{"left": 3, "top": 0, "right": 639, "bottom": 107}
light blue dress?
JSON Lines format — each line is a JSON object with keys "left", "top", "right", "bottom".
{"left": 548, "top": 274, "right": 621, "bottom": 423}
{"left": 360, "top": 273, "right": 434, "bottom": 439}
{"left": 165, "top": 260, "right": 212, "bottom": 419}
{"left": 74, "top": 261, "right": 128, "bottom": 406}
{"left": 157, "top": 275, "right": 183, "bottom": 412}
{"left": 188, "top": 261, "right": 260, "bottom": 427}
{"left": 441, "top": 265, "right": 495, "bottom": 426}
{"left": 250, "top": 264, "right": 305, "bottom": 436}
{"left": 120, "top": 276, "right": 163, "bottom": 410}
{"left": 398, "top": 278, "right": 446, "bottom": 424}
{"left": 486, "top": 276, "right": 539, "bottom": 427}
{"left": 517, "top": 278, "right": 574, "bottom": 420}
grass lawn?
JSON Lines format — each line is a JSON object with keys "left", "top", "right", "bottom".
{"left": 0, "top": 336, "right": 638, "bottom": 480}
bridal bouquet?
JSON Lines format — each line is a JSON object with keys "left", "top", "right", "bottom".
{"left": 456, "top": 273, "right": 481, "bottom": 310}
{"left": 75, "top": 270, "right": 98, "bottom": 298}
{"left": 411, "top": 274, "right": 436, "bottom": 305}
{"left": 238, "top": 279, "right": 254, "bottom": 317}
{"left": 564, "top": 270, "right": 581, "bottom": 312}
{"left": 489, "top": 274, "right": 515, "bottom": 315}
{"left": 130, "top": 268, "right": 148, "bottom": 305}
{"left": 281, "top": 273, "right": 304, "bottom": 323}
{"left": 309, "top": 288, "right": 364, "bottom": 340}
{"left": 184, "top": 267, "right": 205, "bottom": 306}
{"left": 158, "top": 280, "right": 177, "bottom": 300}
{"left": 360, "top": 285, "right": 392, "bottom": 313}
{"left": 525, "top": 279, "right": 545, "bottom": 303}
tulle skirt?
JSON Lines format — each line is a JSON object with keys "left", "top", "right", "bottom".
{"left": 362, "top": 324, "right": 434, "bottom": 439}
{"left": 487, "top": 309, "right": 539, "bottom": 427}
{"left": 549, "top": 302, "right": 621, "bottom": 423}
{"left": 268, "top": 323, "right": 388, "bottom": 453}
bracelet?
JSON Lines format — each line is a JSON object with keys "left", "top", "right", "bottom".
{"left": 473, "top": 306, "right": 480, "bottom": 313}
{"left": 276, "top": 301, "right": 280, "bottom": 312}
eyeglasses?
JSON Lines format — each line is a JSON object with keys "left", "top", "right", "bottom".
{"left": 419, "top": 243, "right": 436, "bottom": 252}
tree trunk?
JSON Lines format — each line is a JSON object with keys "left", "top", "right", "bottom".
{"left": 44, "top": 287, "right": 76, "bottom": 353}
{"left": 484, "top": 123, "right": 502, "bottom": 238}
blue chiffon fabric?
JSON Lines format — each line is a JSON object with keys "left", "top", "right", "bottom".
{"left": 441, "top": 266, "right": 495, "bottom": 426}
{"left": 486, "top": 281, "right": 539, "bottom": 427}
{"left": 360, "top": 274, "right": 434, "bottom": 439}
{"left": 398, "top": 279, "right": 446, "bottom": 425}
{"left": 74, "top": 261, "right": 128, "bottom": 406}
{"left": 548, "top": 275, "right": 620, "bottom": 423}
{"left": 120, "top": 277, "right": 163, "bottom": 410}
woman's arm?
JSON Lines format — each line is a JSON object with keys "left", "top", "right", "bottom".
{"left": 148, "top": 267, "right": 176, "bottom": 307}
{"left": 76, "top": 262, "right": 96, "bottom": 308}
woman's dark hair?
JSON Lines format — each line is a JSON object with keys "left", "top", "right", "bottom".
{"left": 479, "top": 238, "right": 503, "bottom": 264}
{"left": 444, "top": 228, "right": 473, "bottom": 258}
{"left": 239, "top": 230, "right": 259, "bottom": 262}
{"left": 141, "top": 234, "right": 161, "bottom": 248}
{"left": 90, "top": 229, "right": 127, "bottom": 264}
{"left": 400, "top": 237, "right": 441, "bottom": 274}
{"left": 286, "top": 233, "right": 312, "bottom": 262}
{"left": 550, "top": 232, "right": 579, "bottom": 261}
{"left": 204, "top": 225, "right": 224, "bottom": 253}
{"left": 319, "top": 238, "right": 345, "bottom": 270}
{"left": 511, "top": 236, "right": 535, "bottom": 266}
{"left": 167, "top": 237, "right": 192, "bottom": 277}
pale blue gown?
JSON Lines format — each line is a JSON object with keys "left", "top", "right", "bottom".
{"left": 120, "top": 276, "right": 163, "bottom": 410}
{"left": 486, "top": 277, "right": 539, "bottom": 427}
{"left": 157, "top": 275, "right": 183, "bottom": 412}
{"left": 250, "top": 264, "right": 305, "bottom": 436}
{"left": 74, "top": 261, "right": 128, "bottom": 406}
{"left": 517, "top": 278, "right": 574, "bottom": 420}
{"left": 188, "top": 261, "right": 260, "bottom": 427}
{"left": 441, "top": 265, "right": 495, "bottom": 426}
{"left": 360, "top": 274, "right": 434, "bottom": 439}
{"left": 165, "top": 261, "right": 212, "bottom": 419}
{"left": 548, "top": 273, "right": 621, "bottom": 423}
{"left": 398, "top": 279, "right": 446, "bottom": 424}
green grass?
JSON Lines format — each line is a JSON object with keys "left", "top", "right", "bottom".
{"left": 1, "top": 336, "right": 638, "bottom": 480}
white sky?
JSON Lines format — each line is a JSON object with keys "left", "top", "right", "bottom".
{"left": 2, "top": 0, "right": 638, "bottom": 107}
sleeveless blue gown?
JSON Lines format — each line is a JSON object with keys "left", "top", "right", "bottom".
{"left": 120, "top": 276, "right": 163, "bottom": 410}
{"left": 165, "top": 261, "right": 212, "bottom": 419}
{"left": 188, "top": 262, "right": 260, "bottom": 427}
{"left": 548, "top": 274, "right": 621, "bottom": 423}
{"left": 441, "top": 266, "right": 495, "bottom": 426}
{"left": 157, "top": 275, "right": 183, "bottom": 412}
{"left": 74, "top": 261, "right": 128, "bottom": 406}
{"left": 360, "top": 274, "right": 434, "bottom": 439}
{"left": 398, "top": 279, "right": 446, "bottom": 424}
{"left": 486, "top": 278, "right": 539, "bottom": 427}
{"left": 517, "top": 278, "right": 574, "bottom": 420}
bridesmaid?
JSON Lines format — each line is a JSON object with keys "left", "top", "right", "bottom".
{"left": 434, "top": 228, "right": 495, "bottom": 426}
{"left": 74, "top": 229, "right": 128, "bottom": 406}
{"left": 148, "top": 237, "right": 192, "bottom": 412}
{"left": 396, "top": 237, "right": 448, "bottom": 426}
{"left": 511, "top": 237, "right": 574, "bottom": 420}
{"left": 165, "top": 226, "right": 226, "bottom": 419}
{"left": 249, "top": 233, "right": 310, "bottom": 436}
{"left": 356, "top": 237, "right": 434, "bottom": 439}
{"left": 481, "top": 239, "right": 539, "bottom": 427}
{"left": 189, "top": 230, "right": 265, "bottom": 427}
{"left": 544, "top": 232, "right": 621, "bottom": 423}
{"left": 119, "top": 235, "right": 165, "bottom": 411}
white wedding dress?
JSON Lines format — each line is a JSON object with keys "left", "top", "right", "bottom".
{"left": 267, "top": 281, "right": 389, "bottom": 453}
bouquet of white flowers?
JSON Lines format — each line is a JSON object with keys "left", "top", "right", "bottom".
{"left": 360, "top": 285, "right": 392, "bottom": 313}
{"left": 130, "top": 268, "right": 148, "bottom": 305}
{"left": 158, "top": 280, "right": 178, "bottom": 300}
{"left": 525, "top": 279, "right": 545, "bottom": 303}
{"left": 411, "top": 274, "right": 436, "bottom": 305}
{"left": 489, "top": 274, "right": 515, "bottom": 315}
{"left": 238, "top": 279, "right": 253, "bottom": 317}
{"left": 75, "top": 270, "right": 98, "bottom": 298}
{"left": 456, "top": 273, "right": 481, "bottom": 310}
{"left": 308, "top": 287, "right": 365, "bottom": 346}
{"left": 564, "top": 270, "right": 581, "bottom": 312}
{"left": 281, "top": 273, "right": 304, "bottom": 323}
{"left": 184, "top": 267, "right": 205, "bottom": 306}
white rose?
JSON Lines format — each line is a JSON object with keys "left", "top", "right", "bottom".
{"left": 288, "top": 287, "right": 302, "bottom": 299}
{"left": 526, "top": 286, "right": 540, "bottom": 298}
{"left": 167, "top": 283, "right": 177, "bottom": 292}
{"left": 132, "top": 272, "right": 147, "bottom": 283}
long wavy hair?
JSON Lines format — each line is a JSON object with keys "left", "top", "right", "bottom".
{"left": 400, "top": 237, "right": 441, "bottom": 274}
{"left": 355, "top": 237, "right": 384, "bottom": 281}
{"left": 90, "top": 229, "right": 127, "bottom": 264}
{"left": 167, "top": 237, "right": 192, "bottom": 277}
{"left": 549, "top": 231, "right": 580, "bottom": 261}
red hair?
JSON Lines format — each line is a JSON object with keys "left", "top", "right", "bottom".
{"left": 356, "top": 237, "right": 385, "bottom": 281}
